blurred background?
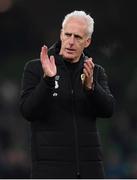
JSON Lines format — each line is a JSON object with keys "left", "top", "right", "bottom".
{"left": 0, "top": 0, "right": 137, "bottom": 178}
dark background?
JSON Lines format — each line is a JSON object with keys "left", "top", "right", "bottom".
{"left": 0, "top": 0, "right": 137, "bottom": 178}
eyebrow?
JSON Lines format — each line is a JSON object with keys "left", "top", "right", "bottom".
{"left": 65, "top": 32, "right": 83, "bottom": 39}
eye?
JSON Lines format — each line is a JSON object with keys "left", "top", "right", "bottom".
{"left": 74, "top": 35, "right": 82, "bottom": 40}
{"left": 65, "top": 33, "right": 72, "bottom": 37}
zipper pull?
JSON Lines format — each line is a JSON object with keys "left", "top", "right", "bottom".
{"left": 71, "top": 89, "right": 74, "bottom": 94}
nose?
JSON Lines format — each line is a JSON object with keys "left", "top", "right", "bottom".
{"left": 69, "top": 35, "right": 75, "bottom": 45}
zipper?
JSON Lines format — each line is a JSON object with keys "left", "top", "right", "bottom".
{"left": 62, "top": 60, "right": 81, "bottom": 177}
{"left": 71, "top": 87, "right": 80, "bottom": 178}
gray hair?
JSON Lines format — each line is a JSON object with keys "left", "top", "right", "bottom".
{"left": 62, "top": 10, "right": 94, "bottom": 38}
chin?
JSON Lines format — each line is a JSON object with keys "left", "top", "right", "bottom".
{"left": 63, "top": 54, "right": 75, "bottom": 60}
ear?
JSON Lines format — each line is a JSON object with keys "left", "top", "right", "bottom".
{"left": 85, "top": 38, "right": 91, "bottom": 48}
{"left": 60, "top": 29, "right": 63, "bottom": 41}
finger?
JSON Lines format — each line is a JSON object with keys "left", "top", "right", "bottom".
{"left": 43, "top": 45, "right": 48, "bottom": 55}
{"left": 83, "top": 68, "right": 89, "bottom": 77}
{"left": 87, "top": 57, "right": 93, "bottom": 64}
{"left": 84, "top": 64, "right": 90, "bottom": 76}
{"left": 85, "top": 58, "right": 94, "bottom": 69}
{"left": 84, "top": 63, "right": 93, "bottom": 77}
{"left": 50, "top": 55, "right": 55, "bottom": 65}
{"left": 40, "top": 45, "right": 48, "bottom": 63}
{"left": 84, "top": 61, "right": 92, "bottom": 70}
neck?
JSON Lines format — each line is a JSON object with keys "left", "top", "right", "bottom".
{"left": 64, "top": 58, "right": 80, "bottom": 63}
{"left": 59, "top": 53, "right": 80, "bottom": 63}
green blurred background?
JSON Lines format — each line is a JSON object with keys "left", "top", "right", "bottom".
{"left": 0, "top": 0, "right": 137, "bottom": 178}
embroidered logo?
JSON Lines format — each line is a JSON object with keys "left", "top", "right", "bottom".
{"left": 81, "top": 73, "right": 85, "bottom": 84}
{"left": 53, "top": 92, "right": 58, "bottom": 97}
{"left": 55, "top": 75, "right": 60, "bottom": 81}
{"left": 54, "top": 75, "right": 60, "bottom": 89}
{"left": 55, "top": 80, "right": 59, "bottom": 89}
{"left": 53, "top": 75, "right": 60, "bottom": 96}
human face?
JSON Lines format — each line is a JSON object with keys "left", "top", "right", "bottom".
{"left": 59, "top": 18, "right": 91, "bottom": 63}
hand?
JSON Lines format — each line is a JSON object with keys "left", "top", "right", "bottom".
{"left": 83, "top": 58, "right": 94, "bottom": 89}
{"left": 40, "top": 45, "right": 57, "bottom": 77}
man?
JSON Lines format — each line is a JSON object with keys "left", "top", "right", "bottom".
{"left": 20, "top": 10, "right": 115, "bottom": 178}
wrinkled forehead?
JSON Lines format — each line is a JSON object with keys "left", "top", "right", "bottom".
{"left": 63, "top": 17, "right": 88, "bottom": 36}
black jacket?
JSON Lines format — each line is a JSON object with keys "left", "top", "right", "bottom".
{"left": 20, "top": 42, "right": 115, "bottom": 178}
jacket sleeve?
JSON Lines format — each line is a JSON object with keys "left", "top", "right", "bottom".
{"left": 85, "top": 65, "right": 115, "bottom": 118}
{"left": 19, "top": 60, "right": 55, "bottom": 121}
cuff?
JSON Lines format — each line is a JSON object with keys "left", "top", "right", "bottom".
{"left": 43, "top": 75, "right": 55, "bottom": 87}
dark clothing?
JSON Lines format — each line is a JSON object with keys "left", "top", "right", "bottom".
{"left": 20, "top": 42, "right": 115, "bottom": 178}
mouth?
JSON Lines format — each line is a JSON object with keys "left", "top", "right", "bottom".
{"left": 65, "top": 48, "right": 75, "bottom": 53}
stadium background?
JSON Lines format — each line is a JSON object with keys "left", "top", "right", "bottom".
{"left": 0, "top": 0, "right": 137, "bottom": 178}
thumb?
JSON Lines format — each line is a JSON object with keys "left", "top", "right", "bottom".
{"left": 50, "top": 55, "right": 55, "bottom": 65}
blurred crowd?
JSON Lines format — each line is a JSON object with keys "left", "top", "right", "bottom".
{"left": 0, "top": 80, "right": 30, "bottom": 178}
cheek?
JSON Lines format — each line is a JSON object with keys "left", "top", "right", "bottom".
{"left": 61, "top": 38, "right": 68, "bottom": 46}
{"left": 60, "top": 39, "right": 66, "bottom": 49}
{"left": 77, "top": 43, "right": 85, "bottom": 51}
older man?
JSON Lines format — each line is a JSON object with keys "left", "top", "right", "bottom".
{"left": 20, "top": 10, "right": 115, "bottom": 178}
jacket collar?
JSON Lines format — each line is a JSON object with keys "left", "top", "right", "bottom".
{"left": 48, "top": 40, "right": 89, "bottom": 66}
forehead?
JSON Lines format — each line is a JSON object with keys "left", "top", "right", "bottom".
{"left": 63, "top": 17, "right": 87, "bottom": 36}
